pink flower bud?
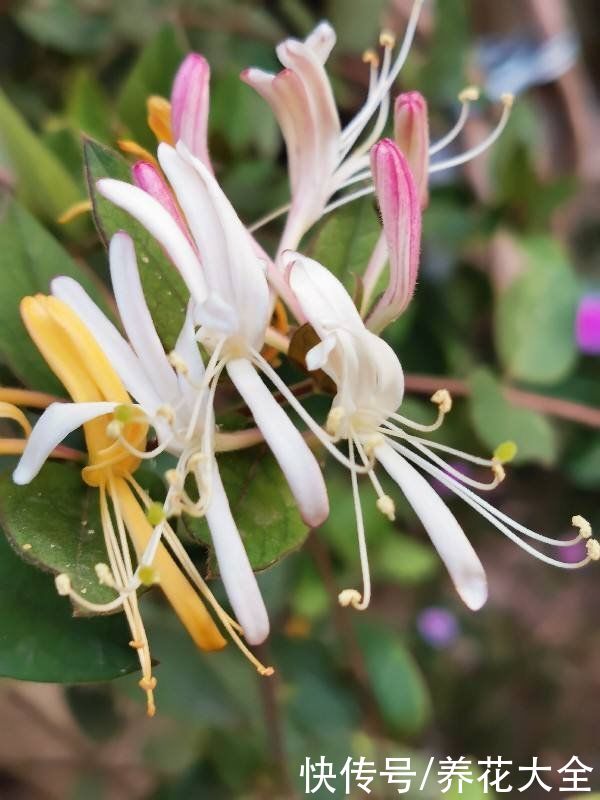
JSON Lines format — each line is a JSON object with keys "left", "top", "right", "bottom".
{"left": 367, "top": 139, "right": 421, "bottom": 332}
{"left": 132, "top": 161, "right": 190, "bottom": 239}
{"left": 394, "top": 91, "right": 430, "bottom": 208}
{"left": 170, "top": 53, "right": 212, "bottom": 171}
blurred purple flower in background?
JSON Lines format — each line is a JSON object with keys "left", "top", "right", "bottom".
{"left": 417, "top": 606, "right": 460, "bottom": 648}
{"left": 575, "top": 295, "right": 600, "bottom": 355}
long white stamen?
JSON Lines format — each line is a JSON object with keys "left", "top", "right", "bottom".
{"left": 429, "top": 87, "right": 480, "bottom": 156}
{"left": 251, "top": 349, "right": 371, "bottom": 474}
{"left": 248, "top": 201, "right": 292, "bottom": 233}
{"left": 322, "top": 184, "right": 374, "bottom": 216}
{"left": 338, "top": 441, "right": 371, "bottom": 611}
{"left": 429, "top": 94, "right": 514, "bottom": 174}
{"left": 340, "top": 0, "right": 425, "bottom": 153}
{"left": 392, "top": 441, "right": 593, "bottom": 562}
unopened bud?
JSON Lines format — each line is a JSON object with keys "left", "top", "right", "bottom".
{"left": 394, "top": 91, "right": 430, "bottom": 208}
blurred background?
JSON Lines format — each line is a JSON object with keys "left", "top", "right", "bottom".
{"left": 1, "top": 0, "right": 600, "bottom": 798}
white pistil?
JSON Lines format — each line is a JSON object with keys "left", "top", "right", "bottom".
{"left": 338, "top": 441, "right": 371, "bottom": 611}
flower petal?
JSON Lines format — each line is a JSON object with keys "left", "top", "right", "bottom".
{"left": 132, "top": 161, "right": 190, "bottom": 236}
{"left": 205, "top": 458, "right": 270, "bottom": 645}
{"left": 227, "top": 358, "right": 329, "bottom": 528}
{"left": 170, "top": 53, "right": 212, "bottom": 171}
{"left": 367, "top": 138, "right": 422, "bottom": 333}
{"left": 375, "top": 441, "right": 488, "bottom": 611}
{"left": 304, "top": 21, "right": 336, "bottom": 63}
{"left": 51, "top": 275, "right": 160, "bottom": 413}
{"left": 96, "top": 177, "right": 207, "bottom": 305}
{"left": 109, "top": 232, "right": 180, "bottom": 404}
{"left": 13, "top": 401, "right": 118, "bottom": 485}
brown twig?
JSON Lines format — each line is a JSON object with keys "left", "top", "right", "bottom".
{"left": 403, "top": 373, "right": 600, "bottom": 428}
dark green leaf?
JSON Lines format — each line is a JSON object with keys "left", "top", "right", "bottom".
{"left": 494, "top": 237, "right": 579, "bottom": 385}
{"left": 0, "top": 197, "right": 109, "bottom": 393}
{"left": 356, "top": 621, "right": 431, "bottom": 736}
{"left": 309, "top": 195, "right": 381, "bottom": 292}
{"left": 84, "top": 138, "right": 189, "bottom": 350}
{"left": 66, "top": 69, "right": 113, "bottom": 143}
{"left": 0, "top": 532, "right": 138, "bottom": 682}
{"left": 185, "top": 448, "right": 308, "bottom": 572}
{"left": 0, "top": 462, "right": 117, "bottom": 607}
{"left": 469, "top": 368, "right": 557, "bottom": 466}
{"left": 13, "top": 0, "right": 111, "bottom": 55}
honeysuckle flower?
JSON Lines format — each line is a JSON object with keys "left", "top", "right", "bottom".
{"left": 361, "top": 138, "right": 421, "bottom": 333}
{"left": 96, "top": 143, "right": 329, "bottom": 532}
{"left": 393, "top": 91, "right": 430, "bottom": 207}
{"left": 12, "top": 292, "right": 258, "bottom": 716}
{"left": 244, "top": 1, "right": 514, "bottom": 257}
{"left": 280, "top": 252, "right": 599, "bottom": 611}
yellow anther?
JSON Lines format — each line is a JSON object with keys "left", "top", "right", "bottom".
{"left": 586, "top": 539, "right": 600, "bottom": 561}
{"left": 326, "top": 406, "right": 346, "bottom": 436}
{"left": 259, "top": 665, "right": 275, "bottom": 677}
{"left": 156, "top": 404, "right": 175, "bottom": 424}
{"left": 376, "top": 494, "right": 396, "bottom": 521}
{"left": 95, "top": 562, "right": 114, "bottom": 586}
{"left": 431, "top": 388, "right": 452, "bottom": 415}
{"left": 362, "top": 48, "right": 380, "bottom": 67}
{"left": 338, "top": 588, "right": 363, "bottom": 609}
{"left": 459, "top": 86, "right": 480, "bottom": 103}
{"left": 165, "top": 469, "right": 181, "bottom": 487}
{"left": 139, "top": 676, "right": 157, "bottom": 691}
{"left": 129, "top": 640, "right": 145, "bottom": 650}
{"left": 139, "top": 565, "right": 160, "bottom": 586}
{"left": 572, "top": 515, "right": 592, "bottom": 539}
{"left": 501, "top": 92, "right": 515, "bottom": 108}
{"left": 362, "top": 433, "right": 384, "bottom": 456}
{"left": 167, "top": 351, "right": 189, "bottom": 375}
{"left": 106, "top": 420, "right": 123, "bottom": 439}
{"left": 55, "top": 574, "right": 71, "bottom": 596}
{"left": 494, "top": 440, "right": 518, "bottom": 464}
{"left": 22, "top": 543, "right": 32, "bottom": 551}
{"left": 379, "top": 29, "right": 396, "bottom": 48}
{"left": 145, "top": 501, "right": 166, "bottom": 527}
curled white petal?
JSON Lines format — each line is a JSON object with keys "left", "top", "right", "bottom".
{"left": 13, "top": 402, "right": 118, "bottom": 485}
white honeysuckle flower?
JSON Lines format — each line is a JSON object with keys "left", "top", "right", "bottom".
{"left": 97, "top": 145, "right": 329, "bottom": 517}
{"left": 243, "top": 0, "right": 514, "bottom": 255}
{"left": 15, "top": 232, "right": 273, "bottom": 647}
{"left": 277, "top": 252, "right": 599, "bottom": 611}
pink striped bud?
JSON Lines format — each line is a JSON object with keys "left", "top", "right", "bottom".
{"left": 394, "top": 91, "right": 430, "bottom": 208}
{"left": 171, "top": 53, "right": 212, "bottom": 172}
{"left": 132, "top": 161, "right": 190, "bottom": 239}
{"left": 367, "top": 139, "right": 421, "bottom": 333}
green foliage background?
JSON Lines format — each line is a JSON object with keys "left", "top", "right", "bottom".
{"left": 0, "top": 0, "right": 599, "bottom": 797}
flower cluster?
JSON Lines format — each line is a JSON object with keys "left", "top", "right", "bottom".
{"left": 3, "top": 0, "right": 596, "bottom": 714}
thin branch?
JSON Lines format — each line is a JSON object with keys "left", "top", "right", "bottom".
{"left": 404, "top": 373, "right": 600, "bottom": 428}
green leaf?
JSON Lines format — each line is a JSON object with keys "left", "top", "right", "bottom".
{"left": 0, "top": 88, "right": 84, "bottom": 229}
{"left": 469, "top": 368, "right": 557, "bottom": 466}
{"left": 66, "top": 69, "right": 113, "bottom": 143}
{"left": 373, "top": 533, "right": 439, "bottom": 585}
{"left": 186, "top": 448, "right": 308, "bottom": 572}
{"left": 13, "top": 0, "right": 111, "bottom": 55}
{"left": 0, "top": 197, "right": 109, "bottom": 393}
{"left": 494, "top": 237, "right": 579, "bottom": 385}
{"left": 117, "top": 27, "right": 186, "bottom": 149}
{"left": 309, "top": 196, "right": 381, "bottom": 292}
{"left": 84, "top": 138, "right": 189, "bottom": 350}
{"left": 0, "top": 532, "right": 138, "bottom": 682}
{"left": 0, "top": 462, "right": 117, "bottom": 607}
{"left": 355, "top": 622, "right": 431, "bottom": 736}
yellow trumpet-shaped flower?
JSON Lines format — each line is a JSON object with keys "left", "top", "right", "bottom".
{"left": 15, "top": 294, "right": 257, "bottom": 716}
